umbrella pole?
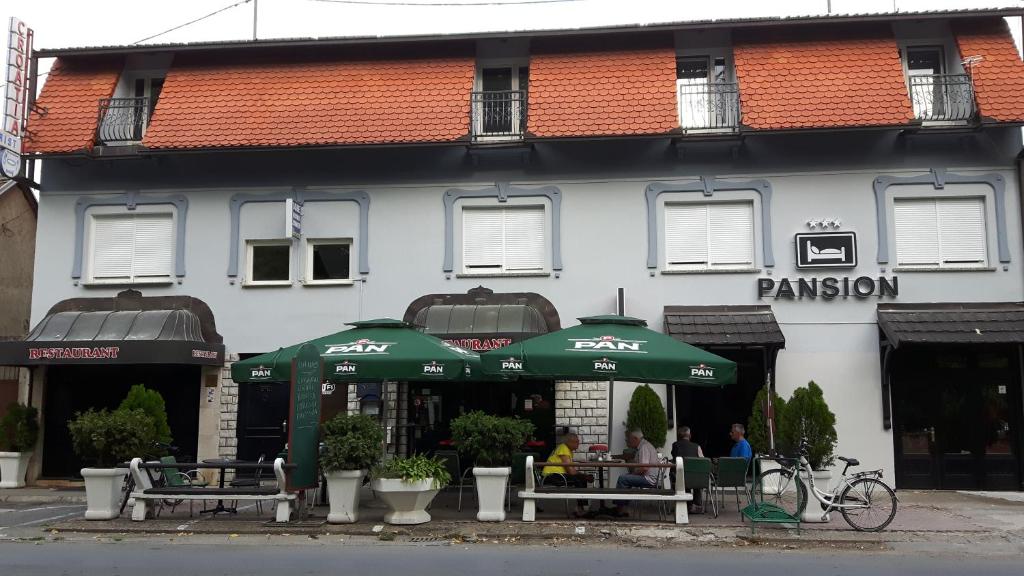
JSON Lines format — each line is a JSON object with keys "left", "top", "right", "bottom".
{"left": 605, "top": 377, "right": 615, "bottom": 451}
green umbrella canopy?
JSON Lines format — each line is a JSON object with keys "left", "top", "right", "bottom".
{"left": 231, "top": 318, "right": 482, "bottom": 384}
{"left": 480, "top": 315, "right": 736, "bottom": 386}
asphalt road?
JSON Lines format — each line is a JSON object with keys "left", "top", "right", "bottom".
{"left": 0, "top": 502, "right": 87, "bottom": 535}
{"left": 0, "top": 540, "right": 1021, "bottom": 576}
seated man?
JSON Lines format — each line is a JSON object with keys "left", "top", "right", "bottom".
{"left": 670, "top": 426, "right": 704, "bottom": 512}
{"left": 542, "top": 432, "right": 592, "bottom": 517}
{"left": 611, "top": 429, "right": 660, "bottom": 518}
{"left": 729, "top": 423, "right": 753, "bottom": 461}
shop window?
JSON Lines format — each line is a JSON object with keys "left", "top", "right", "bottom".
{"left": 462, "top": 206, "right": 545, "bottom": 274}
{"left": 664, "top": 202, "right": 754, "bottom": 270}
{"left": 304, "top": 239, "right": 352, "bottom": 285}
{"left": 894, "top": 197, "right": 987, "bottom": 268}
{"left": 88, "top": 213, "right": 173, "bottom": 284}
{"left": 245, "top": 240, "right": 291, "bottom": 286}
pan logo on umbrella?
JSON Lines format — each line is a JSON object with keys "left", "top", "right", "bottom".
{"left": 689, "top": 363, "right": 715, "bottom": 380}
{"left": 250, "top": 366, "right": 272, "bottom": 379}
{"left": 500, "top": 357, "right": 524, "bottom": 372}
{"left": 593, "top": 357, "right": 617, "bottom": 373}
{"left": 422, "top": 361, "right": 445, "bottom": 375}
{"left": 568, "top": 336, "right": 647, "bottom": 353}
{"left": 324, "top": 340, "right": 395, "bottom": 355}
{"left": 335, "top": 361, "right": 357, "bottom": 374}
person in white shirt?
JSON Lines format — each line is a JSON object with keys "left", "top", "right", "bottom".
{"left": 611, "top": 429, "right": 660, "bottom": 518}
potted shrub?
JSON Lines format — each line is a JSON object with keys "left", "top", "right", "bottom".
{"left": 118, "top": 384, "right": 173, "bottom": 445}
{"left": 625, "top": 384, "right": 668, "bottom": 449}
{"left": 0, "top": 403, "right": 39, "bottom": 488}
{"left": 778, "top": 381, "right": 837, "bottom": 522}
{"left": 320, "top": 413, "right": 384, "bottom": 523}
{"left": 450, "top": 411, "right": 534, "bottom": 522}
{"left": 370, "top": 454, "right": 451, "bottom": 525}
{"left": 747, "top": 387, "right": 788, "bottom": 477}
{"left": 68, "top": 408, "right": 157, "bottom": 520}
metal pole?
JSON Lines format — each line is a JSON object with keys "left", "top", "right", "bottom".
{"left": 252, "top": 0, "right": 258, "bottom": 41}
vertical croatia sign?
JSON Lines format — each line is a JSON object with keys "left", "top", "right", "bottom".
{"left": 287, "top": 343, "right": 322, "bottom": 491}
{"left": 2, "top": 17, "right": 32, "bottom": 178}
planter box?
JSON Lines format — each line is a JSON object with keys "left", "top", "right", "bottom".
{"left": 370, "top": 477, "right": 439, "bottom": 525}
{"left": 473, "top": 467, "right": 510, "bottom": 522}
{"left": 801, "top": 469, "right": 833, "bottom": 523}
{"left": 0, "top": 451, "right": 32, "bottom": 488}
{"left": 81, "top": 467, "right": 129, "bottom": 520}
{"left": 325, "top": 469, "right": 365, "bottom": 524}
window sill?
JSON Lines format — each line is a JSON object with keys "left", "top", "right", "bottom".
{"left": 661, "top": 268, "right": 761, "bottom": 275}
{"left": 242, "top": 280, "right": 293, "bottom": 287}
{"left": 302, "top": 279, "right": 355, "bottom": 287}
{"left": 891, "top": 266, "right": 996, "bottom": 273}
{"left": 456, "top": 272, "right": 551, "bottom": 278}
{"left": 81, "top": 278, "right": 175, "bottom": 287}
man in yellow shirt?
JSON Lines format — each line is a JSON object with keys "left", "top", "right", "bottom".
{"left": 542, "top": 432, "right": 592, "bottom": 516}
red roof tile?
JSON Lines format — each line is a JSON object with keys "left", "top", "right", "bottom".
{"left": 528, "top": 36, "right": 678, "bottom": 137}
{"left": 734, "top": 26, "right": 913, "bottom": 130}
{"left": 144, "top": 51, "right": 475, "bottom": 149}
{"left": 953, "top": 18, "right": 1024, "bottom": 123}
{"left": 24, "top": 58, "right": 121, "bottom": 154}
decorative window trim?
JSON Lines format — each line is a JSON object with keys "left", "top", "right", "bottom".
{"left": 443, "top": 182, "right": 562, "bottom": 273}
{"left": 244, "top": 239, "right": 293, "bottom": 287}
{"left": 303, "top": 238, "right": 354, "bottom": 286}
{"left": 73, "top": 191, "right": 188, "bottom": 281}
{"left": 228, "top": 187, "right": 370, "bottom": 278}
{"left": 873, "top": 168, "right": 1009, "bottom": 264}
{"left": 645, "top": 177, "right": 775, "bottom": 269}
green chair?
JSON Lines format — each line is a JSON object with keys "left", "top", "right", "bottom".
{"left": 158, "top": 455, "right": 207, "bottom": 517}
{"left": 683, "top": 457, "right": 717, "bottom": 517}
{"left": 716, "top": 457, "right": 750, "bottom": 514}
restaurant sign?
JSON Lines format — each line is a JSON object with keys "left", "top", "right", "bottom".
{"left": 443, "top": 337, "right": 512, "bottom": 351}
{"left": 28, "top": 346, "right": 118, "bottom": 360}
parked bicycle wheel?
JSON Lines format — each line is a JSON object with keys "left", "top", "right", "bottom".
{"left": 753, "top": 468, "right": 807, "bottom": 518}
{"left": 838, "top": 477, "right": 898, "bottom": 532}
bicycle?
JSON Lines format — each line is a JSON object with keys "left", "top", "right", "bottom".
{"left": 753, "top": 437, "right": 899, "bottom": 532}
{"left": 118, "top": 442, "right": 181, "bottom": 516}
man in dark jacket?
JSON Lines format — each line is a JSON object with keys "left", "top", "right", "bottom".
{"left": 670, "top": 426, "right": 704, "bottom": 511}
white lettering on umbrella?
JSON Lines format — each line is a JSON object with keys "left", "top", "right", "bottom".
{"left": 324, "top": 339, "right": 395, "bottom": 355}
{"left": 567, "top": 336, "right": 647, "bottom": 353}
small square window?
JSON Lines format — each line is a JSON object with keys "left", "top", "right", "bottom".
{"left": 246, "top": 241, "right": 291, "bottom": 285}
{"left": 305, "top": 239, "right": 352, "bottom": 284}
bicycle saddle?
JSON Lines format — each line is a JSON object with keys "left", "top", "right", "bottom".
{"left": 838, "top": 456, "right": 859, "bottom": 466}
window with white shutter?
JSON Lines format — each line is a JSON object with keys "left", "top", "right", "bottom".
{"left": 665, "top": 202, "right": 754, "bottom": 270}
{"left": 894, "top": 197, "right": 987, "bottom": 268}
{"left": 462, "top": 206, "right": 546, "bottom": 273}
{"left": 89, "top": 213, "right": 173, "bottom": 283}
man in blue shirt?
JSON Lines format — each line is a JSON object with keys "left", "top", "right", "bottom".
{"left": 729, "top": 423, "right": 753, "bottom": 461}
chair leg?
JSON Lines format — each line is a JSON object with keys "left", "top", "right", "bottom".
{"left": 458, "top": 481, "right": 464, "bottom": 512}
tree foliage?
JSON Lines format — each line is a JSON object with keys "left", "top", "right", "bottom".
{"left": 118, "top": 384, "right": 172, "bottom": 445}
{"left": 778, "top": 381, "right": 838, "bottom": 470}
{"left": 320, "top": 413, "right": 385, "bottom": 472}
{"left": 67, "top": 408, "right": 158, "bottom": 468}
{"left": 0, "top": 403, "right": 39, "bottom": 452}
{"left": 625, "top": 384, "right": 667, "bottom": 448}
{"left": 746, "top": 387, "right": 787, "bottom": 456}
{"left": 373, "top": 455, "right": 452, "bottom": 490}
{"left": 450, "top": 411, "right": 534, "bottom": 467}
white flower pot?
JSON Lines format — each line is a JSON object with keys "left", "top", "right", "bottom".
{"left": 81, "top": 467, "right": 129, "bottom": 520}
{"left": 325, "top": 469, "right": 365, "bottom": 524}
{"left": 800, "top": 469, "right": 833, "bottom": 523}
{"left": 0, "top": 451, "right": 32, "bottom": 488}
{"left": 472, "top": 467, "right": 510, "bottom": 522}
{"left": 370, "top": 477, "right": 439, "bottom": 525}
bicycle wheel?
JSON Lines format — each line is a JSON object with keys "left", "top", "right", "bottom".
{"left": 753, "top": 468, "right": 807, "bottom": 517}
{"left": 839, "top": 477, "right": 898, "bottom": 532}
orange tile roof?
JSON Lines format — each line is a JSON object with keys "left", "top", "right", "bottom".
{"left": 953, "top": 18, "right": 1024, "bottom": 123}
{"left": 528, "top": 36, "right": 678, "bottom": 137}
{"left": 144, "top": 51, "right": 475, "bottom": 149}
{"left": 25, "top": 58, "right": 121, "bottom": 154}
{"left": 734, "top": 26, "right": 914, "bottom": 130}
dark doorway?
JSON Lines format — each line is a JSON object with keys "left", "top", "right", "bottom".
{"left": 42, "top": 364, "right": 200, "bottom": 478}
{"left": 891, "top": 346, "right": 1022, "bottom": 490}
{"left": 674, "top": 349, "right": 765, "bottom": 458}
{"left": 236, "top": 380, "right": 290, "bottom": 464}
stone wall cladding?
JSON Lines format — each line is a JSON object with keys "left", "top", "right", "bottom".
{"left": 554, "top": 380, "right": 609, "bottom": 459}
{"left": 218, "top": 360, "right": 238, "bottom": 460}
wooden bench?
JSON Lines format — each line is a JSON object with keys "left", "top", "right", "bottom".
{"left": 517, "top": 455, "right": 693, "bottom": 524}
{"left": 129, "top": 457, "right": 297, "bottom": 522}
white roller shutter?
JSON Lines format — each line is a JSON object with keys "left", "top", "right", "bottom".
{"left": 665, "top": 204, "right": 708, "bottom": 265}
{"left": 894, "top": 197, "right": 987, "bottom": 267}
{"left": 894, "top": 199, "right": 940, "bottom": 265}
{"left": 709, "top": 203, "right": 754, "bottom": 265}
{"left": 463, "top": 209, "right": 504, "bottom": 269}
{"left": 92, "top": 217, "right": 134, "bottom": 279}
{"left": 503, "top": 207, "right": 545, "bottom": 270}
{"left": 463, "top": 206, "right": 546, "bottom": 272}
{"left": 665, "top": 202, "right": 753, "bottom": 268}
{"left": 132, "top": 216, "right": 174, "bottom": 277}
{"left": 90, "top": 213, "right": 173, "bottom": 281}
{"left": 937, "top": 198, "right": 986, "bottom": 264}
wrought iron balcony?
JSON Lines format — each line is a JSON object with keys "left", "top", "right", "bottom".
{"left": 96, "top": 97, "right": 149, "bottom": 144}
{"left": 908, "top": 74, "right": 976, "bottom": 122}
{"left": 471, "top": 90, "right": 527, "bottom": 140}
{"left": 678, "top": 81, "right": 740, "bottom": 131}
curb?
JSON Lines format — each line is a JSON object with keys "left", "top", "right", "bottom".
{"left": 0, "top": 495, "right": 87, "bottom": 504}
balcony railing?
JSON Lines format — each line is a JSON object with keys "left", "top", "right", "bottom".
{"left": 96, "top": 97, "right": 149, "bottom": 144}
{"left": 471, "top": 90, "right": 527, "bottom": 140}
{"left": 678, "top": 81, "right": 740, "bottom": 131}
{"left": 908, "top": 74, "right": 976, "bottom": 122}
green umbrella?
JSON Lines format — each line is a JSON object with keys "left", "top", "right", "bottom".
{"left": 480, "top": 315, "right": 736, "bottom": 386}
{"left": 231, "top": 318, "right": 482, "bottom": 384}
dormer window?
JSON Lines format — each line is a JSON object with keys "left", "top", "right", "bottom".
{"left": 96, "top": 55, "right": 171, "bottom": 146}
{"left": 471, "top": 62, "right": 528, "bottom": 140}
{"left": 905, "top": 45, "right": 975, "bottom": 123}
{"left": 676, "top": 55, "right": 739, "bottom": 132}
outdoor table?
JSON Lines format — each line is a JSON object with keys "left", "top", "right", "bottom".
{"left": 201, "top": 458, "right": 249, "bottom": 515}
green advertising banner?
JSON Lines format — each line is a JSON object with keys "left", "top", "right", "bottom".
{"left": 287, "top": 342, "right": 322, "bottom": 491}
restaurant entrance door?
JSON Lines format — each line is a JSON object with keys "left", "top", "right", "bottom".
{"left": 891, "top": 347, "right": 1022, "bottom": 490}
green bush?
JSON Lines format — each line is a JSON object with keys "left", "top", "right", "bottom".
{"left": 118, "top": 384, "right": 172, "bottom": 445}
{"left": 746, "top": 387, "right": 787, "bottom": 455}
{"left": 67, "top": 409, "right": 158, "bottom": 468}
{"left": 779, "top": 381, "right": 837, "bottom": 470}
{"left": 373, "top": 455, "right": 451, "bottom": 490}
{"left": 0, "top": 403, "right": 39, "bottom": 452}
{"left": 450, "top": 411, "right": 534, "bottom": 467}
{"left": 625, "top": 384, "right": 667, "bottom": 448}
{"left": 320, "top": 413, "right": 384, "bottom": 472}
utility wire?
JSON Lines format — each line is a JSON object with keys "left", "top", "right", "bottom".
{"left": 132, "top": 0, "right": 254, "bottom": 44}
{"left": 308, "top": 0, "right": 586, "bottom": 7}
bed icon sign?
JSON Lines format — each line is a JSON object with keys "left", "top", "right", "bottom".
{"left": 795, "top": 232, "right": 857, "bottom": 269}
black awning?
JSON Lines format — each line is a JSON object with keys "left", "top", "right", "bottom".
{"left": 877, "top": 303, "right": 1024, "bottom": 348}
{"left": 0, "top": 309, "right": 224, "bottom": 366}
{"left": 663, "top": 305, "right": 785, "bottom": 348}
{"left": 413, "top": 303, "right": 547, "bottom": 351}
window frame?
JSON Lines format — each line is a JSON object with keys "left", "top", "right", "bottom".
{"left": 473, "top": 58, "right": 529, "bottom": 139}
{"left": 892, "top": 195, "right": 990, "bottom": 270}
{"left": 662, "top": 200, "right": 757, "bottom": 272}
{"left": 85, "top": 210, "right": 175, "bottom": 286}
{"left": 303, "top": 238, "right": 354, "bottom": 286}
{"left": 459, "top": 202, "right": 549, "bottom": 276}
{"left": 244, "top": 239, "right": 293, "bottom": 287}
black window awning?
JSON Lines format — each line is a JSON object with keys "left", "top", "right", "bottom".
{"left": 0, "top": 309, "right": 224, "bottom": 366}
{"left": 663, "top": 305, "right": 785, "bottom": 348}
{"left": 877, "top": 303, "right": 1024, "bottom": 348}
{"left": 413, "top": 304, "right": 547, "bottom": 351}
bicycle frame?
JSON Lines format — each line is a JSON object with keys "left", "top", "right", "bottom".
{"left": 778, "top": 455, "right": 879, "bottom": 518}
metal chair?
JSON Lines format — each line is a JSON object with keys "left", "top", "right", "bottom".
{"left": 716, "top": 457, "right": 750, "bottom": 514}
{"left": 230, "top": 454, "right": 266, "bottom": 515}
{"left": 156, "top": 455, "right": 205, "bottom": 517}
{"left": 683, "top": 457, "right": 717, "bottom": 517}
{"left": 433, "top": 450, "right": 468, "bottom": 510}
